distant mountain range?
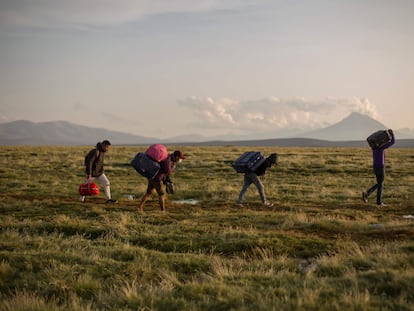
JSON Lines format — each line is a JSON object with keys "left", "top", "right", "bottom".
{"left": 0, "top": 113, "right": 413, "bottom": 147}
{"left": 0, "top": 120, "right": 160, "bottom": 146}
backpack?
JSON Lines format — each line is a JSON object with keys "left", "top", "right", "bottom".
{"left": 232, "top": 151, "right": 265, "bottom": 173}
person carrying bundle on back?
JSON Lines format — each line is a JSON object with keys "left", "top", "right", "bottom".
{"left": 137, "top": 149, "right": 185, "bottom": 212}
{"left": 233, "top": 152, "right": 278, "bottom": 207}
{"left": 362, "top": 129, "right": 395, "bottom": 206}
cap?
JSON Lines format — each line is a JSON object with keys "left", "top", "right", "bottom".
{"left": 173, "top": 150, "right": 185, "bottom": 159}
{"left": 102, "top": 140, "right": 111, "bottom": 146}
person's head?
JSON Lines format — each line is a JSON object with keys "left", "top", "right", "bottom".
{"left": 101, "top": 140, "right": 111, "bottom": 152}
{"left": 173, "top": 150, "right": 185, "bottom": 163}
{"left": 267, "top": 153, "right": 278, "bottom": 166}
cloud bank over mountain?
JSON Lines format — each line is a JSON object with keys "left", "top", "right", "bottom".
{"left": 1, "top": 113, "right": 413, "bottom": 146}
{"left": 179, "top": 97, "right": 380, "bottom": 135}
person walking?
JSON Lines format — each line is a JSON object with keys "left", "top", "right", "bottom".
{"left": 362, "top": 129, "right": 395, "bottom": 206}
{"left": 237, "top": 153, "right": 278, "bottom": 207}
{"left": 138, "top": 150, "right": 185, "bottom": 212}
{"left": 80, "top": 140, "right": 118, "bottom": 204}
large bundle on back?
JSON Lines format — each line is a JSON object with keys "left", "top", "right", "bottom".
{"left": 232, "top": 151, "right": 265, "bottom": 173}
{"left": 145, "top": 144, "right": 168, "bottom": 162}
{"left": 130, "top": 152, "right": 160, "bottom": 179}
{"left": 366, "top": 130, "right": 391, "bottom": 150}
{"left": 130, "top": 144, "right": 169, "bottom": 179}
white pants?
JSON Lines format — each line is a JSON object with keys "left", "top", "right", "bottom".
{"left": 80, "top": 173, "right": 111, "bottom": 200}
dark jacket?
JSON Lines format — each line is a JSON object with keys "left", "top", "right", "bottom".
{"left": 254, "top": 158, "right": 274, "bottom": 176}
{"left": 85, "top": 143, "right": 106, "bottom": 177}
{"left": 372, "top": 131, "right": 395, "bottom": 167}
{"left": 155, "top": 154, "right": 176, "bottom": 181}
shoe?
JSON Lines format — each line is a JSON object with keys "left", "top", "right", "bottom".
{"left": 106, "top": 199, "right": 118, "bottom": 204}
{"left": 362, "top": 192, "right": 368, "bottom": 203}
{"left": 79, "top": 196, "right": 85, "bottom": 203}
{"left": 237, "top": 203, "right": 244, "bottom": 207}
{"left": 377, "top": 203, "right": 387, "bottom": 207}
{"left": 263, "top": 201, "right": 274, "bottom": 207}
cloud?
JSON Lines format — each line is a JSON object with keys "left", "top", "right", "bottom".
{"left": 0, "top": 114, "right": 11, "bottom": 123}
{"left": 0, "top": 0, "right": 259, "bottom": 29}
{"left": 179, "top": 96, "right": 380, "bottom": 132}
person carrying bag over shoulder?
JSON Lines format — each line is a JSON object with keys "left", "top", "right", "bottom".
{"left": 79, "top": 140, "right": 118, "bottom": 204}
{"left": 362, "top": 129, "right": 395, "bottom": 206}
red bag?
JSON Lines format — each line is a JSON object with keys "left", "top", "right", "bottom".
{"left": 145, "top": 144, "right": 168, "bottom": 162}
{"left": 78, "top": 182, "right": 100, "bottom": 196}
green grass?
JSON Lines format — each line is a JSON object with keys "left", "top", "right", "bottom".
{"left": 0, "top": 146, "right": 413, "bottom": 310}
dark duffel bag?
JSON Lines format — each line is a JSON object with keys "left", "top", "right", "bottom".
{"left": 232, "top": 151, "right": 265, "bottom": 173}
{"left": 367, "top": 130, "right": 391, "bottom": 149}
{"left": 130, "top": 152, "right": 160, "bottom": 179}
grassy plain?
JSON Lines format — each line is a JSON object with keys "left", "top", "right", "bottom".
{"left": 0, "top": 145, "right": 413, "bottom": 310}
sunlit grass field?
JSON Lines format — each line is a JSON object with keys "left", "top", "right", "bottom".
{"left": 0, "top": 145, "right": 413, "bottom": 310}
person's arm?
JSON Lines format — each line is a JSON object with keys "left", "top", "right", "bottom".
{"left": 382, "top": 129, "right": 395, "bottom": 149}
{"left": 85, "top": 150, "right": 98, "bottom": 178}
{"left": 156, "top": 158, "right": 172, "bottom": 181}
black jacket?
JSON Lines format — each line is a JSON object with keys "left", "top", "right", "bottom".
{"left": 85, "top": 143, "right": 106, "bottom": 177}
{"left": 253, "top": 159, "right": 273, "bottom": 176}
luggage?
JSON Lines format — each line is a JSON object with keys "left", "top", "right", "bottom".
{"left": 78, "top": 181, "right": 100, "bottom": 196}
{"left": 145, "top": 144, "right": 168, "bottom": 162}
{"left": 367, "top": 130, "right": 391, "bottom": 149}
{"left": 232, "top": 151, "right": 265, "bottom": 173}
{"left": 130, "top": 152, "right": 160, "bottom": 179}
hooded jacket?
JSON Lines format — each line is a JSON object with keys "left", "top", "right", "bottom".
{"left": 85, "top": 143, "right": 106, "bottom": 177}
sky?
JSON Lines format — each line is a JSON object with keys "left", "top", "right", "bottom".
{"left": 0, "top": 0, "right": 413, "bottom": 139}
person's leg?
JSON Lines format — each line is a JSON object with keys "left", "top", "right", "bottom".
{"left": 96, "top": 174, "right": 111, "bottom": 200}
{"left": 366, "top": 184, "right": 378, "bottom": 197}
{"left": 159, "top": 194, "right": 166, "bottom": 212}
{"left": 237, "top": 175, "right": 252, "bottom": 204}
{"left": 363, "top": 166, "right": 379, "bottom": 202}
{"left": 374, "top": 166, "right": 385, "bottom": 205}
{"left": 249, "top": 173, "right": 267, "bottom": 204}
{"left": 154, "top": 180, "right": 166, "bottom": 211}
{"left": 138, "top": 193, "right": 151, "bottom": 211}
{"left": 139, "top": 181, "right": 154, "bottom": 211}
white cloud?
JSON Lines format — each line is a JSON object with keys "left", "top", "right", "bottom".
{"left": 179, "top": 96, "right": 380, "bottom": 132}
{"left": 0, "top": 0, "right": 260, "bottom": 29}
{"left": 0, "top": 114, "right": 11, "bottom": 123}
